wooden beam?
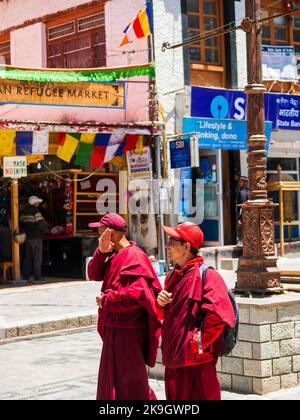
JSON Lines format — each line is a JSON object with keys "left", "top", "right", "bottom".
{"left": 11, "top": 179, "right": 21, "bottom": 280}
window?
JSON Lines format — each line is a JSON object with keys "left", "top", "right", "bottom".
{"left": 0, "top": 38, "right": 10, "bottom": 65}
{"left": 262, "top": 8, "right": 300, "bottom": 77}
{"left": 47, "top": 10, "right": 106, "bottom": 68}
{"left": 267, "top": 157, "right": 300, "bottom": 222}
{"left": 187, "top": 0, "right": 223, "bottom": 65}
{"left": 262, "top": 12, "right": 288, "bottom": 45}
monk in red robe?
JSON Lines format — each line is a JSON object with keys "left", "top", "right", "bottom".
{"left": 88, "top": 213, "right": 162, "bottom": 400}
{"left": 157, "top": 222, "right": 235, "bottom": 401}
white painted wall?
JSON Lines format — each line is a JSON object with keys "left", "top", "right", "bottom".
{"left": 11, "top": 23, "right": 47, "bottom": 67}
{"left": 0, "top": 0, "right": 93, "bottom": 31}
{"left": 153, "top": 0, "right": 185, "bottom": 134}
{"left": 234, "top": 0, "right": 247, "bottom": 89}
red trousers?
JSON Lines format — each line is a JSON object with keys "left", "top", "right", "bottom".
{"left": 165, "top": 362, "right": 221, "bottom": 400}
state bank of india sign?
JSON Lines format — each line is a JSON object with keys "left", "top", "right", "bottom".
{"left": 0, "top": 79, "right": 125, "bottom": 109}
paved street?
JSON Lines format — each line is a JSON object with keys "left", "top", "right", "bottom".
{"left": 1, "top": 327, "right": 300, "bottom": 400}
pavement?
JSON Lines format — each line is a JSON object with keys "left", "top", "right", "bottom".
{"left": 1, "top": 272, "right": 300, "bottom": 400}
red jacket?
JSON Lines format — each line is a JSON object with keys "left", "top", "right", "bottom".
{"left": 88, "top": 242, "right": 162, "bottom": 368}
{"left": 158, "top": 257, "right": 235, "bottom": 369}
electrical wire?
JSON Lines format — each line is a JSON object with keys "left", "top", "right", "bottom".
{"left": 37, "top": 159, "right": 110, "bottom": 182}
{"left": 163, "top": 6, "right": 300, "bottom": 51}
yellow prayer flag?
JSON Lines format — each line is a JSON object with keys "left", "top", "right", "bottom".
{"left": 26, "top": 155, "right": 45, "bottom": 165}
{"left": 57, "top": 134, "right": 79, "bottom": 163}
{"left": 159, "top": 103, "right": 167, "bottom": 124}
{"left": 80, "top": 133, "right": 96, "bottom": 144}
{"left": 0, "top": 130, "right": 15, "bottom": 156}
{"left": 136, "top": 135, "right": 144, "bottom": 154}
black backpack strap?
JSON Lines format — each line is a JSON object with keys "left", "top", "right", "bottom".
{"left": 165, "top": 267, "right": 175, "bottom": 284}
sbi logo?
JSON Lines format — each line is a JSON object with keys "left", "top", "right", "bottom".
{"left": 210, "top": 95, "right": 245, "bottom": 120}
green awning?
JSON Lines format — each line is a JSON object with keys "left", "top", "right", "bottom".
{"left": 0, "top": 63, "right": 155, "bottom": 83}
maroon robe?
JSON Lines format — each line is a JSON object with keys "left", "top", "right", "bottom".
{"left": 88, "top": 242, "right": 162, "bottom": 400}
{"left": 159, "top": 257, "right": 235, "bottom": 400}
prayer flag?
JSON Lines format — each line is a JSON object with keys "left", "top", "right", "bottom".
{"left": 91, "top": 146, "right": 106, "bottom": 169}
{"left": 16, "top": 131, "right": 33, "bottom": 155}
{"left": 136, "top": 135, "right": 144, "bottom": 153}
{"left": 75, "top": 141, "right": 93, "bottom": 166}
{"left": 0, "top": 130, "right": 15, "bottom": 156}
{"left": 56, "top": 134, "right": 79, "bottom": 162}
{"left": 32, "top": 131, "right": 49, "bottom": 155}
{"left": 80, "top": 133, "right": 96, "bottom": 144}
{"left": 123, "top": 134, "right": 139, "bottom": 152}
{"left": 119, "top": 1, "right": 152, "bottom": 47}
{"left": 74, "top": 133, "right": 96, "bottom": 166}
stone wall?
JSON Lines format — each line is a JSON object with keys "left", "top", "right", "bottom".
{"left": 149, "top": 294, "right": 300, "bottom": 396}
{"left": 218, "top": 294, "right": 300, "bottom": 395}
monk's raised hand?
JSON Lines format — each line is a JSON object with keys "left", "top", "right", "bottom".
{"left": 99, "top": 228, "right": 114, "bottom": 254}
{"left": 157, "top": 290, "right": 172, "bottom": 307}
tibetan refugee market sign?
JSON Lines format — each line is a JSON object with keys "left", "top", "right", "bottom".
{"left": 0, "top": 79, "right": 125, "bottom": 109}
{"left": 0, "top": 63, "right": 156, "bottom": 108}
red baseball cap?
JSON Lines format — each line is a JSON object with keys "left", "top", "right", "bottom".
{"left": 89, "top": 213, "right": 127, "bottom": 232}
{"left": 163, "top": 222, "right": 204, "bottom": 249}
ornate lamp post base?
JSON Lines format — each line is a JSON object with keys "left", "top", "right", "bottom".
{"left": 237, "top": 201, "right": 282, "bottom": 293}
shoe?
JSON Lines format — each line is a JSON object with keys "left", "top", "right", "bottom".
{"left": 29, "top": 278, "right": 47, "bottom": 284}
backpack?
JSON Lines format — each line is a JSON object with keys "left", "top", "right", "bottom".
{"left": 199, "top": 264, "right": 239, "bottom": 357}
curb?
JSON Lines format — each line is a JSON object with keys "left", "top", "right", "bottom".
{"left": 0, "top": 312, "right": 98, "bottom": 341}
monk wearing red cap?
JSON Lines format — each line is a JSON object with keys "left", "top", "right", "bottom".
{"left": 88, "top": 213, "right": 162, "bottom": 400}
{"left": 157, "top": 222, "right": 235, "bottom": 400}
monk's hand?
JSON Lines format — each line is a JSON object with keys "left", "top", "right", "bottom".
{"left": 157, "top": 290, "right": 172, "bottom": 307}
{"left": 99, "top": 229, "right": 114, "bottom": 254}
{"left": 96, "top": 293, "right": 104, "bottom": 308}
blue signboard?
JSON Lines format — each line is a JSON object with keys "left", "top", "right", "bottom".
{"left": 170, "top": 138, "right": 191, "bottom": 169}
{"left": 191, "top": 86, "right": 300, "bottom": 131}
{"left": 183, "top": 117, "right": 273, "bottom": 151}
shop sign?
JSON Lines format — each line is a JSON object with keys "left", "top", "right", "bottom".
{"left": 0, "top": 79, "right": 125, "bottom": 109}
{"left": 3, "top": 156, "right": 27, "bottom": 178}
{"left": 262, "top": 45, "right": 298, "bottom": 82}
{"left": 191, "top": 86, "right": 300, "bottom": 131}
{"left": 170, "top": 138, "right": 191, "bottom": 169}
{"left": 183, "top": 117, "right": 273, "bottom": 151}
{"left": 126, "top": 147, "right": 152, "bottom": 179}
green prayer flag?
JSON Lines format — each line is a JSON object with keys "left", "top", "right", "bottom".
{"left": 75, "top": 141, "right": 93, "bottom": 166}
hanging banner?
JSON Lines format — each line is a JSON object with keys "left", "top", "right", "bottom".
{"left": 191, "top": 86, "right": 300, "bottom": 131}
{"left": 262, "top": 45, "right": 298, "bottom": 82}
{"left": 0, "top": 79, "right": 125, "bottom": 108}
{"left": 126, "top": 147, "right": 152, "bottom": 179}
{"left": 3, "top": 156, "right": 27, "bottom": 178}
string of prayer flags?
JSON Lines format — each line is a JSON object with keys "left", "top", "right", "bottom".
{"left": 16, "top": 131, "right": 33, "bottom": 155}
{"left": 0, "top": 129, "right": 15, "bottom": 156}
{"left": 56, "top": 133, "right": 79, "bottom": 163}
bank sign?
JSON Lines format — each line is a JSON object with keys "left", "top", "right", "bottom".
{"left": 183, "top": 117, "right": 273, "bottom": 151}
{"left": 191, "top": 86, "right": 300, "bottom": 131}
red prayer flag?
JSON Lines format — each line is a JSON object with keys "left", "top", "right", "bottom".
{"left": 91, "top": 146, "right": 106, "bottom": 169}
{"left": 57, "top": 132, "right": 66, "bottom": 146}
{"left": 123, "top": 134, "right": 139, "bottom": 152}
